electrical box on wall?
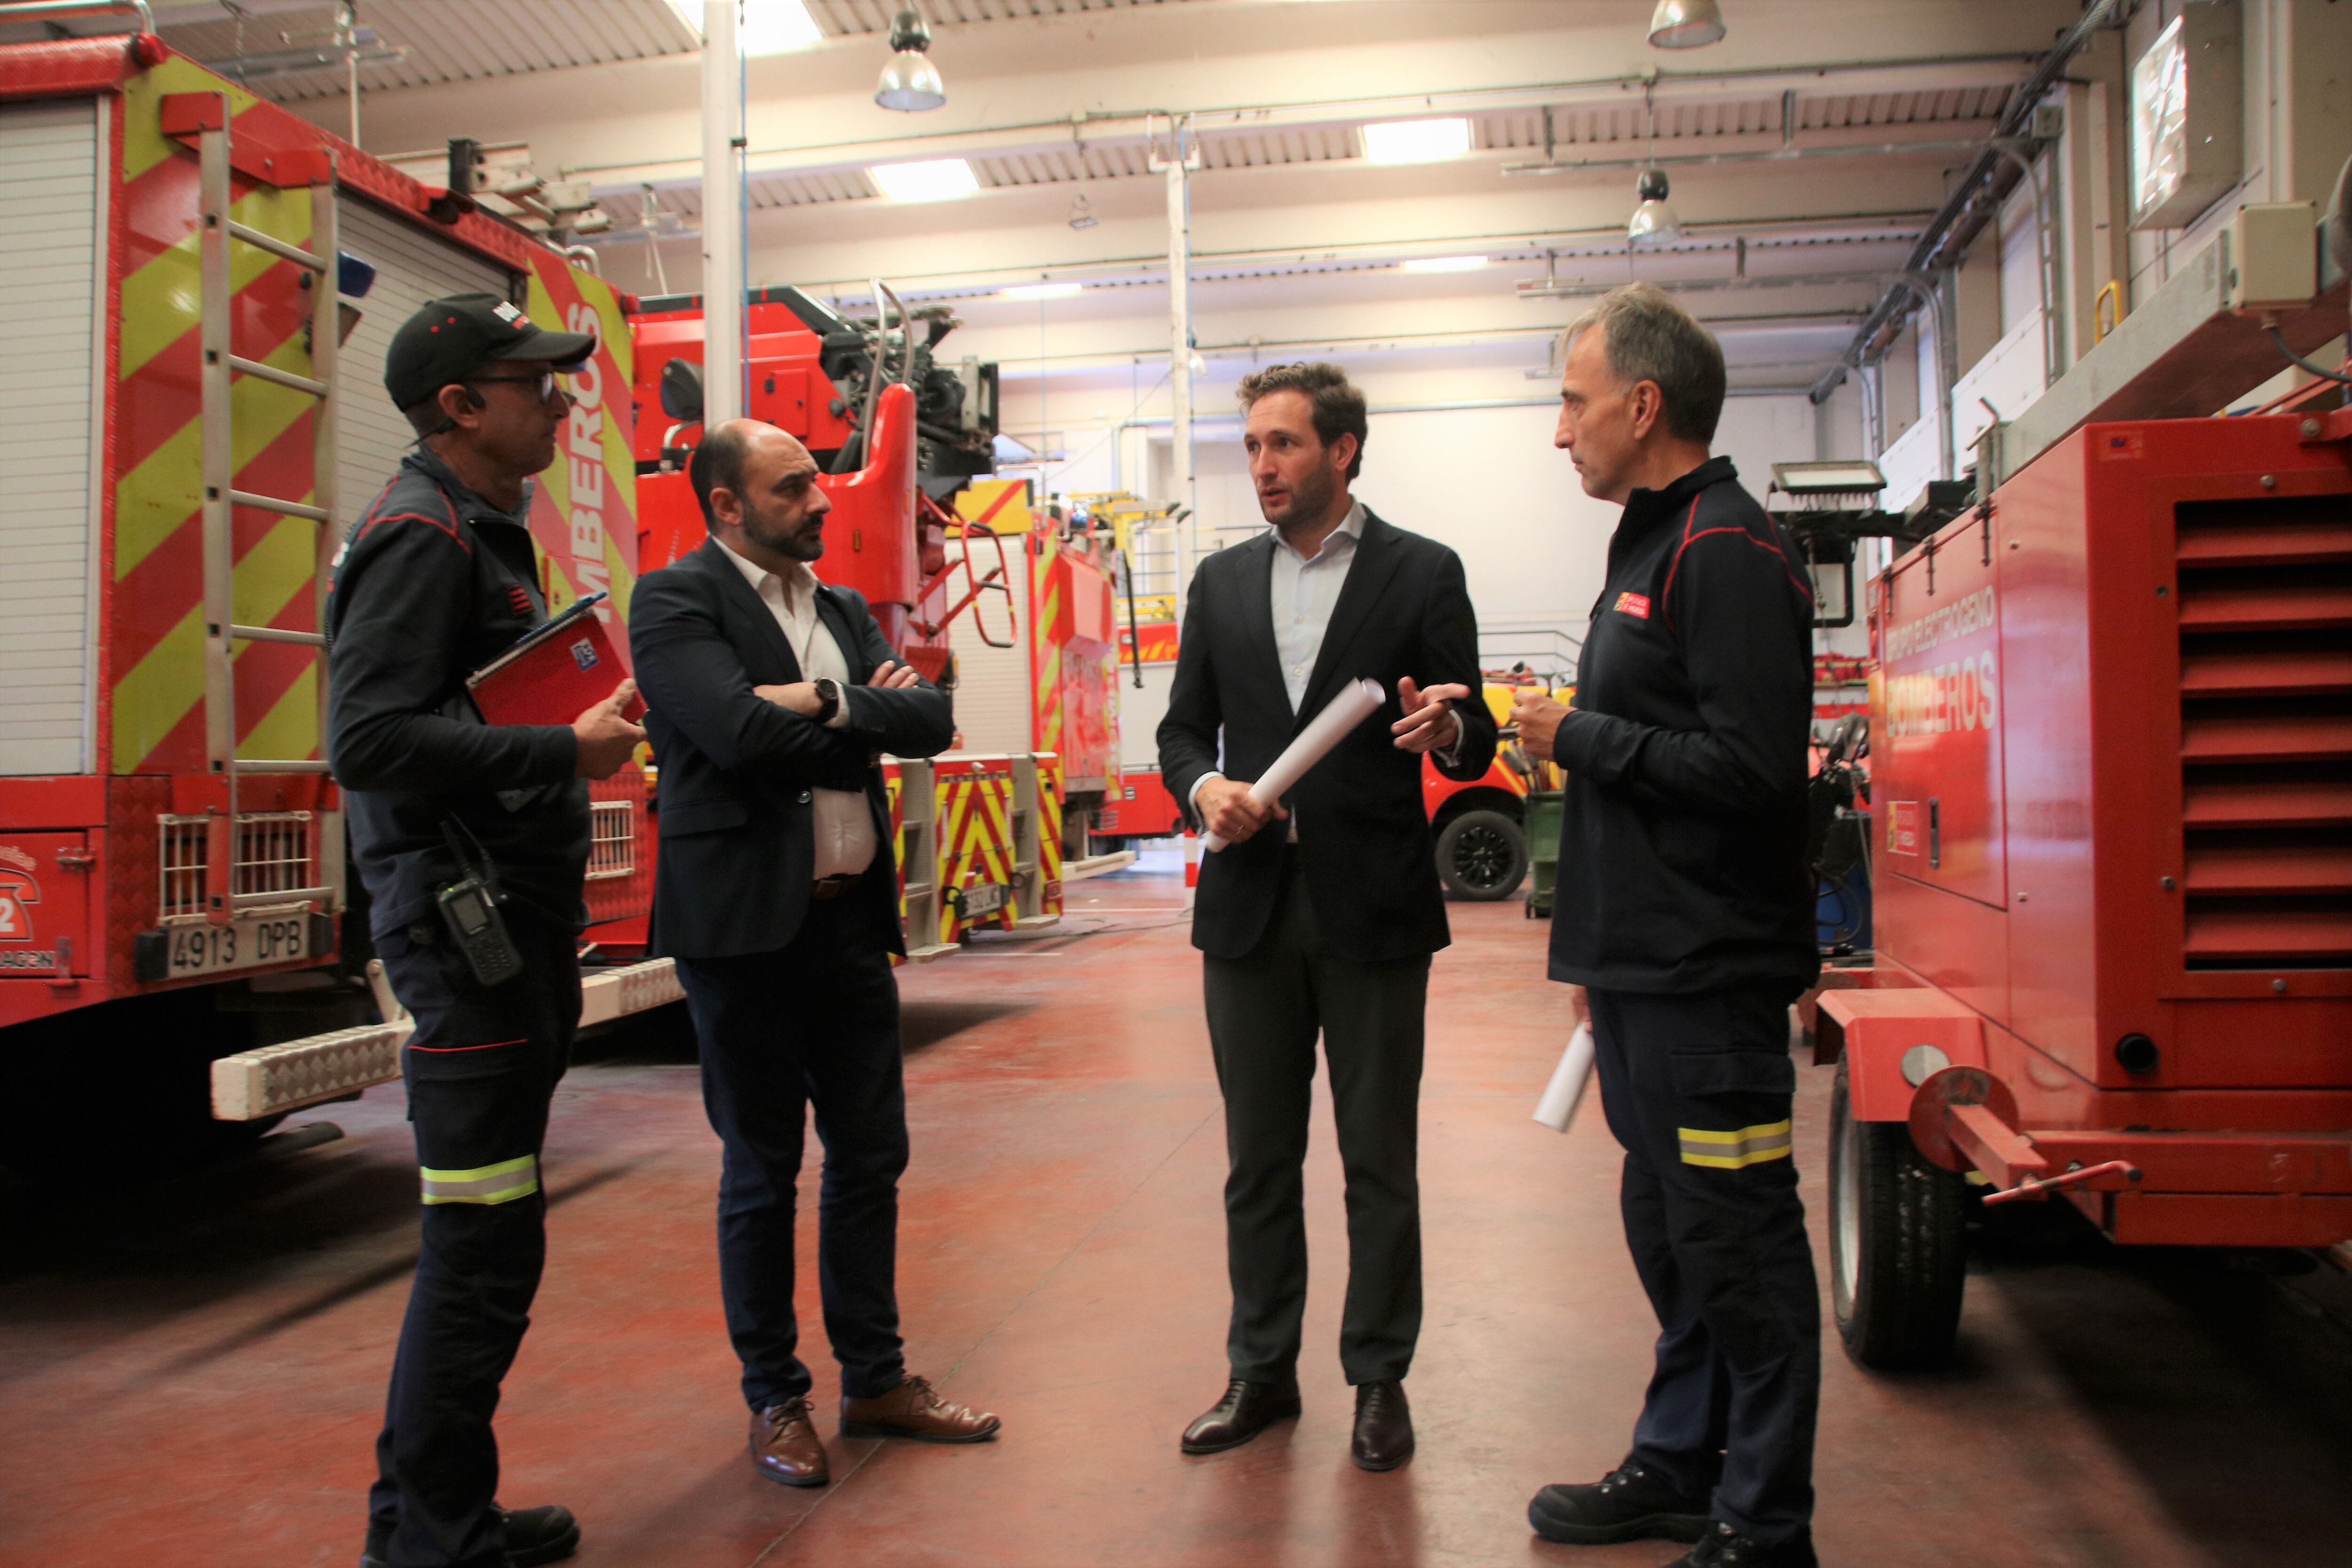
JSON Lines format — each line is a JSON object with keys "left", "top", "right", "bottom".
{"left": 2226, "top": 201, "right": 2320, "bottom": 311}
{"left": 2130, "top": 0, "right": 2242, "bottom": 231}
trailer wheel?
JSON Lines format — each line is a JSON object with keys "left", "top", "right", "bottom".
{"left": 1436, "top": 809, "right": 1527, "bottom": 900}
{"left": 1828, "top": 1059, "right": 1967, "bottom": 1369}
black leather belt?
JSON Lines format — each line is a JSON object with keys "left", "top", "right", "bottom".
{"left": 810, "top": 872, "right": 863, "bottom": 901}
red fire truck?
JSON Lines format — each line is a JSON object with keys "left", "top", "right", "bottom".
{"left": 0, "top": 35, "right": 1059, "bottom": 1173}
{"left": 0, "top": 36, "right": 674, "bottom": 1173}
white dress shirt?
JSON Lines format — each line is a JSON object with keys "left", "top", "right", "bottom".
{"left": 1191, "top": 501, "right": 1462, "bottom": 834}
{"left": 718, "top": 538, "right": 877, "bottom": 879}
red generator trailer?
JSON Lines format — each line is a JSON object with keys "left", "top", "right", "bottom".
{"left": 1819, "top": 409, "right": 2352, "bottom": 1368}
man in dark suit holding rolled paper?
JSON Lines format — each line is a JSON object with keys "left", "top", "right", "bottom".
{"left": 1158, "top": 362, "right": 1495, "bottom": 1471}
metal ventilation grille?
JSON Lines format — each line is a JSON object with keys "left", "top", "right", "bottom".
{"left": 2174, "top": 494, "right": 2352, "bottom": 969}
{"left": 156, "top": 812, "right": 318, "bottom": 922}
{"left": 587, "top": 800, "right": 638, "bottom": 881}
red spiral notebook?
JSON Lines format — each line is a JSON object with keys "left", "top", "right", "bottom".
{"left": 465, "top": 592, "right": 645, "bottom": 727}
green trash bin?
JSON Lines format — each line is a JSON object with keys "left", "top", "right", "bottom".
{"left": 1523, "top": 789, "right": 1563, "bottom": 918}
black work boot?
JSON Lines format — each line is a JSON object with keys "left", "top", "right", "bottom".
{"left": 1670, "top": 1520, "right": 1819, "bottom": 1568}
{"left": 1527, "top": 1462, "right": 1711, "bottom": 1544}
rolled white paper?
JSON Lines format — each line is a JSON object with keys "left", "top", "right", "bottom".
{"left": 1202, "top": 677, "right": 1386, "bottom": 852}
{"left": 1533, "top": 1023, "right": 1596, "bottom": 1132}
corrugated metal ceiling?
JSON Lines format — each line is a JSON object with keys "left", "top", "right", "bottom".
{"left": 127, "top": 0, "right": 1207, "bottom": 101}
{"left": 139, "top": 0, "right": 697, "bottom": 101}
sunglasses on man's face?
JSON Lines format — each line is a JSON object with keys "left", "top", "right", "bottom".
{"left": 469, "top": 370, "right": 567, "bottom": 404}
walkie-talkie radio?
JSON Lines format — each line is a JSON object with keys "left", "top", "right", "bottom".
{"left": 437, "top": 820, "right": 524, "bottom": 987}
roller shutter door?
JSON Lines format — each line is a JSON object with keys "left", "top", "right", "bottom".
{"left": 943, "top": 538, "right": 1033, "bottom": 755}
{"left": 0, "top": 99, "right": 102, "bottom": 776}
{"left": 332, "top": 195, "right": 514, "bottom": 526}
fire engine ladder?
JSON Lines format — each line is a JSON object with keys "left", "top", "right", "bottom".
{"left": 191, "top": 93, "right": 343, "bottom": 923}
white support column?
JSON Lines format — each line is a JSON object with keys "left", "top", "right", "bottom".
{"left": 700, "top": 0, "right": 744, "bottom": 426}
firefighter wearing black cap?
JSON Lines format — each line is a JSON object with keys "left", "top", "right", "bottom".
{"left": 1511, "top": 284, "right": 1822, "bottom": 1568}
{"left": 328, "top": 294, "right": 645, "bottom": 1568}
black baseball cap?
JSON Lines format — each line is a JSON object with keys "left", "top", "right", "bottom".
{"left": 385, "top": 292, "right": 596, "bottom": 411}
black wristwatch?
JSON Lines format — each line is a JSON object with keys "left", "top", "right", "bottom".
{"left": 812, "top": 677, "right": 842, "bottom": 725}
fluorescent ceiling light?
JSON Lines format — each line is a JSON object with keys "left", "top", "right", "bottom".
{"left": 1360, "top": 117, "right": 1473, "bottom": 165}
{"left": 1001, "top": 282, "right": 1083, "bottom": 301}
{"left": 870, "top": 158, "right": 979, "bottom": 203}
{"left": 1401, "top": 255, "right": 1487, "bottom": 273}
{"left": 666, "top": 1, "right": 825, "bottom": 56}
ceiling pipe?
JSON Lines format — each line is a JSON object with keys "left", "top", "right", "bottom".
{"left": 560, "top": 52, "right": 2041, "bottom": 183}
{"left": 765, "top": 213, "right": 1934, "bottom": 300}
{"left": 1810, "top": 0, "right": 2123, "bottom": 403}
{"left": 1504, "top": 135, "right": 1997, "bottom": 179}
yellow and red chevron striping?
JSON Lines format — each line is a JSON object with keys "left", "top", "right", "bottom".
{"left": 108, "top": 59, "right": 329, "bottom": 775}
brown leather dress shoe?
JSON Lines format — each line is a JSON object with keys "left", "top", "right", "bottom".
{"left": 1350, "top": 1380, "right": 1414, "bottom": 1471}
{"left": 750, "top": 1399, "right": 830, "bottom": 1487}
{"left": 1180, "top": 1377, "right": 1302, "bottom": 1455}
{"left": 840, "top": 1374, "right": 1001, "bottom": 1442}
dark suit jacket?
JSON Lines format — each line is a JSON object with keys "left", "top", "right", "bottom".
{"left": 1158, "top": 508, "right": 1495, "bottom": 963}
{"left": 628, "top": 537, "right": 954, "bottom": 959}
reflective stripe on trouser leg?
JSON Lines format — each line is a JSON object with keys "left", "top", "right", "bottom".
{"left": 419, "top": 1154, "right": 540, "bottom": 1205}
{"left": 1677, "top": 1120, "right": 1794, "bottom": 1170}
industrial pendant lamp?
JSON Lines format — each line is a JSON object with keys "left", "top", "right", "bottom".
{"left": 875, "top": 8, "right": 946, "bottom": 112}
{"left": 1627, "top": 84, "right": 1683, "bottom": 246}
{"left": 1628, "top": 168, "right": 1684, "bottom": 244}
{"left": 1646, "top": 0, "right": 1726, "bottom": 49}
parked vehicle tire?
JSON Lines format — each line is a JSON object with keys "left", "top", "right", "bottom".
{"left": 1435, "top": 809, "right": 1526, "bottom": 900}
{"left": 1828, "top": 1058, "right": 1967, "bottom": 1369}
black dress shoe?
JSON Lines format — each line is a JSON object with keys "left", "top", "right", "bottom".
{"left": 1349, "top": 1380, "right": 1414, "bottom": 1471}
{"left": 500, "top": 1505, "right": 582, "bottom": 1567}
{"left": 361, "top": 1502, "right": 580, "bottom": 1568}
{"left": 1528, "top": 1462, "right": 1711, "bottom": 1544}
{"left": 1180, "top": 1377, "right": 1301, "bottom": 1454}
{"left": 1669, "top": 1520, "right": 1819, "bottom": 1568}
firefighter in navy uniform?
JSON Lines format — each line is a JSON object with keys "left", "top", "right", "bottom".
{"left": 326, "top": 294, "right": 645, "bottom": 1568}
{"left": 1511, "top": 285, "right": 1823, "bottom": 1568}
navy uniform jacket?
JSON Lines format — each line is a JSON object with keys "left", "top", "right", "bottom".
{"left": 628, "top": 536, "right": 954, "bottom": 960}
{"left": 326, "top": 447, "right": 588, "bottom": 938}
{"left": 1546, "top": 455, "right": 1820, "bottom": 995}
{"left": 1158, "top": 508, "right": 1496, "bottom": 963}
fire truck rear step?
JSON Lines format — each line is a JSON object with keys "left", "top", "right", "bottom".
{"left": 211, "top": 959, "right": 691, "bottom": 1120}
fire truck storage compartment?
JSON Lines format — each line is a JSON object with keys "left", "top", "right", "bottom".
{"left": 947, "top": 530, "right": 1033, "bottom": 756}
{"left": 0, "top": 98, "right": 103, "bottom": 779}
{"left": 332, "top": 194, "right": 516, "bottom": 512}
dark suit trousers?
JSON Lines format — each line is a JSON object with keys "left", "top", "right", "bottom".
{"left": 675, "top": 899, "right": 910, "bottom": 1409}
{"left": 1203, "top": 846, "right": 1430, "bottom": 1385}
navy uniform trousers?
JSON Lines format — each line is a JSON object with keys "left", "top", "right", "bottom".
{"left": 368, "top": 911, "right": 582, "bottom": 1568}
{"left": 1588, "top": 982, "right": 1820, "bottom": 1549}
{"left": 673, "top": 895, "right": 912, "bottom": 1412}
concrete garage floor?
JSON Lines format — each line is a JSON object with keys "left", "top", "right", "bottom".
{"left": 2, "top": 857, "right": 2350, "bottom": 1567}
